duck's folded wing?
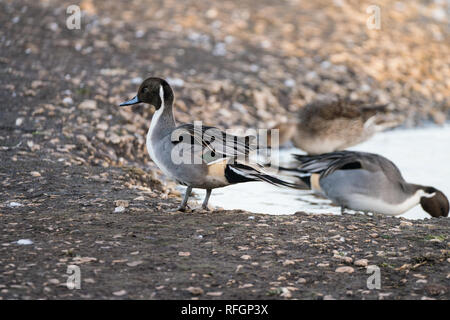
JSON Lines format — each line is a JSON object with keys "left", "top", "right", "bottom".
{"left": 292, "top": 151, "right": 356, "bottom": 175}
{"left": 172, "top": 123, "right": 256, "bottom": 160}
{"left": 293, "top": 151, "right": 405, "bottom": 182}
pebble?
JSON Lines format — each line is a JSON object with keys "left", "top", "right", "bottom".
{"left": 113, "top": 290, "right": 127, "bottom": 296}
{"left": 280, "top": 287, "right": 292, "bottom": 298}
{"left": 114, "top": 206, "right": 126, "bottom": 213}
{"left": 400, "top": 221, "right": 413, "bottom": 228}
{"left": 126, "top": 260, "right": 143, "bottom": 267}
{"left": 62, "top": 97, "right": 73, "bottom": 106}
{"left": 8, "top": 202, "right": 23, "bottom": 208}
{"left": 186, "top": 287, "right": 203, "bottom": 295}
{"left": 283, "top": 260, "right": 295, "bottom": 266}
{"left": 178, "top": 251, "right": 191, "bottom": 257}
{"left": 354, "top": 259, "right": 369, "bottom": 267}
{"left": 15, "top": 118, "right": 24, "bottom": 126}
{"left": 206, "top": 291, "right": 223, "bottom": 297}
{"left": 114, "top": 200, "right": 129, "bottom": 208}
{"left": 416, "top": 279, "right": 427, "bottom": 284}
{"left": 17, "top": 239, "right": 33, "bottom": 245}
{"left": 166, "top": 77, "right": 185, "bottom": 87}
{"left": 335, "top": 266, "right": 354, "bottom": 273}
{"left": 79, "top": 100, "right": 97, "bottom": 110}
{"left": 131, "top": 77, "right": 143, "bottom": 84}
{"left": 30, "top": 171, "right": 41, "bottom": 177}
{"left": 317, "top": 263, "right": 329, "bottom": 268}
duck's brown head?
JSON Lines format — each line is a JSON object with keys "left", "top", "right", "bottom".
{"left": 120, "top": 77, "right": 174, "bottom": 110}
{"left": 420, "top": 187, "right": 449, "bottom": 218}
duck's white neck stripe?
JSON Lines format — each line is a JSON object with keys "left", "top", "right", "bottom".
{"left": 159, "top": 85, "right": 165, "bottom": 110}
{"left": 149, "top": 85, "right": 165, "bottom": 138}
{"left": 422, "top": 191, "right": 436, "bottom": 198}
{"left": 146, "top": 85, "right": 171, "bottom": 176}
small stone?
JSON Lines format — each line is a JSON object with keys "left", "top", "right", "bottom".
{"left": 114, "top": 200, "right": 129, "bottom": 208}
{"left": 206, "top": 291, "right": 223, "bottom": 297}
{"left": 48, "top": 279, "right": 60, "bottom": 285}
{"left": 17, "top": 239, "right": 33, "bottom": 245}
{"left": 283, "top": 260, "right": 295, "bottom": 266}
{"left": 178, "top": 251, "right": 191, "bottom": 257}
{"left": 79, "top": 100, "right": 97, "bottom": 110}
{"left": 131, "top": 77, "right": 143, "bottom": 84}
{"left": 113, "top": 290, "right": 127, "bottom": 296}
{"left": 378, "top": 292, "right": 392, "bottom": 300}
{"left": 334, "top": 255, "right": 353, "bottom": 264}
{"left": 114, "top": 206, "right": 125, "bottom": 213}
{"left": 62, "top": 97, "right": 73, "bottom": 106}
{"left": 126, "top": 260, "right": 143, "bottom": 267}
{"left": 30, "top": 171, "right": 41, "bottom": 177}
{"left": 186, "top": 287, "right": 203, "bottom": 295}
{"left": 72, "top": 257, "right": 97, "bottom": 264}
{"left": 335, "top": 266, "right": 354, "bottom": 273}
{"left": 296, "top": 278, "right": 306, "bottom": 284}
{"left": 280, "top": 287, "right": 292, "bottom": 298}
{"left": 8, "top": 202, "right": 23, "bottom": 208}
{"left": 166, "top": 78, "right": 185, "bottom": 87}
{"left": 416, "top": 279, "right": 427, "bottom": 284}
{"left": 425, "top": 284, "right": 446, "bottom": 296}
{"left": 400, "top": 221, "right": 413, "bottom": 228}
{"left": 317, "top": 263, "right": 329, "bottom": 268}
{"left": 354, "top": 259, "right": 369, "bottom": 267}
{"left": 240, "top": 255, "right": 251, "bottom": 260}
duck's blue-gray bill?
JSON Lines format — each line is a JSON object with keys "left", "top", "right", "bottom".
{"left": 120, "top": 96, "right": 140, "bottom": 106}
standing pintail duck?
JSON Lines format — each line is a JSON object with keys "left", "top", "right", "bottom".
{"left": 120, "top": 77, "right": 301, "bottom": 211}
{"left": 269, "top": 98, "right": 401, "bottom": 154}
{"left": 280, "top": 151, "right": 449, "bottom": 217}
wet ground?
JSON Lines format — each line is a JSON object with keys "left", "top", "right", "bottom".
{"left": 0, "top": 0, "right": 449, "bottom": 299}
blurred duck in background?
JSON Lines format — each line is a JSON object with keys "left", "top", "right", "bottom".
{"left": 278, "top": 151, "right": 449, "bottom": 218}
{"left": 268, "top": 98, "right": 402, "bottom": 154}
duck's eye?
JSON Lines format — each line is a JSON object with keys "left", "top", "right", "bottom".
{"left": 142, "top": 87, "right": 149, "bottom": 93}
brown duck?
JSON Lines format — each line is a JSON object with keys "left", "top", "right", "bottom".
{"left": 268, "top": 98, "right": 401, "bottom": 154}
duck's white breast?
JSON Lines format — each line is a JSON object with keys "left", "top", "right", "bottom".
{"left": 346, "top": 191, "right": 423, "bottom": 216}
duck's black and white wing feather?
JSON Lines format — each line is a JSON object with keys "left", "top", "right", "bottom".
{"left": 172, "top": 123, "right": 256, "bottom": 161}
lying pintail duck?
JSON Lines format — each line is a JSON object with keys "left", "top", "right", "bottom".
{"left": 279, "top": 151, "right": 449, "bottom": 217}
{"left": 268, "top": 98, "right": 401, "bottom": 154}
{"left": 120, "top": 77, "right": 302, "bottom": 211}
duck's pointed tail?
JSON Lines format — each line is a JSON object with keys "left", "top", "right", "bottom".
{"left": 225, "top": 163, "right": 308, "bottom": 189}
